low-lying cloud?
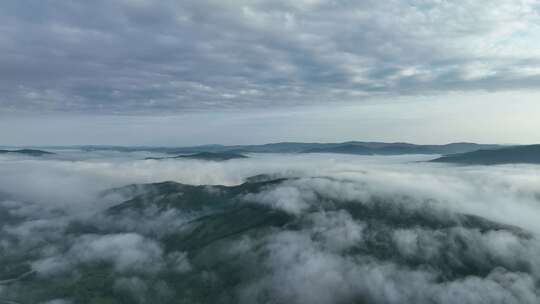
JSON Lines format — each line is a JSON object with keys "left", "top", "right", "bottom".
{"left": 1, "top": 151, "right": 540, "bottom": 303}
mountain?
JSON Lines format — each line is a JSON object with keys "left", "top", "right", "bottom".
{"left": 303, "top": 144, "right": 375, "bottom": 154}
{"left": 0, "top": 149, "right": 54, "bottom": 156}
{"left": 430, "top": 144, "right": 540, "bottom": 165}
{"left": 145, "top": 151, "right": 248, "bottom": 161}
{"left": 166, "top": 142, "right": 503, "bottom": 155}
{"left": 174, "top": 152, "right": 248, "bottom": 160}
{"left": 104, "top": 176, "right": 524, "bottom": 257}
{"left": 3, "top": 175, "right": 529, "bottom": 303}
{"left": 58, "top": 142, "right": 504, "bottom": 156}
{"left": 302, "top": 142, "right": 501, "bottom": 155}
{"left": 106, "top": 178, "right": 286, "bottom": 215}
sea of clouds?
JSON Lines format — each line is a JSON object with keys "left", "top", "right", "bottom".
{"left": 1, "top": 151, "right": 539, "bottom": 303}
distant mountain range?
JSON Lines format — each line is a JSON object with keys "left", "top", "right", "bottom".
{"left": 0, "top": 149, "right": 54, "bottom": 156}
{"left": 300, "top": 142, "right": 504, "bottom": 155}
{"left": 145, "top": 151, "right": 248, "bottom": 161}
{"left": 65, "top": 142, "right": 503, "bottom": 156}
{"left": 431, "top": 144, "right": 540, "bottom": 165}
{"left": 5, "top": 143, "right": 540, "bottom": 165}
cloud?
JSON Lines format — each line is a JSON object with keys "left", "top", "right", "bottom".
{"left": 2, "top": 152, "right": 540, "bottom": 303}
{"left": 32, "top": 233, "right": 164, "bottom": 275}
{"left": 1, "top": 1, "right": 540, "bottom": 114}
{"left": 239, "top": 227, "right": 540, "bottom": 304}
{"left": 244, "top": 185, "right": 315, "bottom": 214}
{"left": 113, "top": 277, "right": 176, "bottom": 303}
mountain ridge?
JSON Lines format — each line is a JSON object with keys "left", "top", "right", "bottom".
{"left": 40, "top": 142, "right": 505, "bottom": 156}
{"left": 430, "top": 144, "right": 540, "bottom": 165}
{"left": 0, "top": 149, "right": 54, "bottom": 156}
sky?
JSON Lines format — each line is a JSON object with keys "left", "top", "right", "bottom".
{"left": 1, "top": 0, "right": 540, "bottom": 145}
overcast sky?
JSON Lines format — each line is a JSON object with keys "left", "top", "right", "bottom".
{"left": 1, "top": 0, "right": 540, "bottom": 145}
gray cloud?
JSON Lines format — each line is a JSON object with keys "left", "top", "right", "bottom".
{"left": 1, "top": 0, "right": 540, "bottom": 114}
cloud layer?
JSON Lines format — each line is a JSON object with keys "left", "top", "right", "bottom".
{"left": 1, "top": 151, "right": 540, "bottom": 303}
{"left": 1, "top": 0, "right": 540, "bottom": 113}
